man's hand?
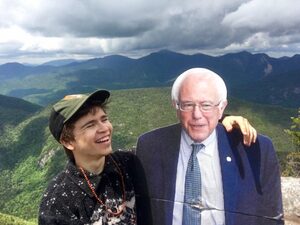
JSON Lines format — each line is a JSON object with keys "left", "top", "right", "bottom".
{"left": 222, "top": 116, "right": 257, "bottom": 146}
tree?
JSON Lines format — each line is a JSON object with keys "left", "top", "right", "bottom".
{"left": 283, "top": 109, "right": 300, "bottom": 177}
{"left": 285, "top": 108, "right": 300, "bottom": 151}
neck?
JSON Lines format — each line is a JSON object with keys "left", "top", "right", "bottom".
{"left": 75, "top": 156, "right": 106, "bottom": 175}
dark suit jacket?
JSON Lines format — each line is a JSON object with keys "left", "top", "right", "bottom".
{"left": 136, "top": 123, "right": 284, "bottom": 225}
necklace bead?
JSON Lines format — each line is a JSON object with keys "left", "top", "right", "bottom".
{"left": 79, "top": 154, "right": 126, "bottom": 216}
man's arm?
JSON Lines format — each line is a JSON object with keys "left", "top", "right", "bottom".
{"left": 222, "top": 115, "right": 257, "bottom": 146}
{"left": 38, "top": 175, "right": 84, "bottom": 225}
{"left": 39, "top": 198, "right": 82, "bottom": 225}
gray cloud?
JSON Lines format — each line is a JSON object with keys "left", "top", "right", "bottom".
{"left": 0, "top": 0, "right": 299, "bottom": 64}
{"left": 7, "top": 0, "right": 164, "bottom": 37}
{"left": 219, "top": 0, "right": 300, "bottom": 56}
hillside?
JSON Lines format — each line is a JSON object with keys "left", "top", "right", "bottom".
{"left": 0, "top": 94, "right": 41, "bottom": 131}
{"left": 0, "top": 213, "right": 35, "bottom": 225}
{"left": 0, "top": 50, "right": 299, "bottom": 108}
{"left": 0, "top": 87, "right": 297, "bottom": 223}
{"left": 232, "top": 70, "right": 300, "bottom": 107}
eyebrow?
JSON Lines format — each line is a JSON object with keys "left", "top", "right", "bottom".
{"left": 80, "top": 120, "right": 95, "bottom": 130}
{"left": 80, "top": 114, "right": 108, "bottom": 130}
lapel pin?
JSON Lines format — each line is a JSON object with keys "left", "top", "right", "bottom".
{"left": 226, "top": 156, "right": 232, "bottom": 162}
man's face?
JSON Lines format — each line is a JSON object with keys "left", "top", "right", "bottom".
{"left": 177, "top": 76, "right": 226, "bottom": 142}
{"left": 64, "top": 106, "right": 113, "bottom": 162}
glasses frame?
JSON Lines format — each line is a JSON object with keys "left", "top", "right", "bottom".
{"left": 176, "top": 100, "right": 222, "bottom": 112}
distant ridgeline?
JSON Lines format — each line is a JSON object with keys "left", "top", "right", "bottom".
{"left": 0, "top": 94, "right": 41, "bottom": 131}
{"left": 0, "top": 50, "right": 299, "bottom": 108}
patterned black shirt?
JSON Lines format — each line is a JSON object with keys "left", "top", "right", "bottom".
{"left": 39, "top": 151, "right": 137, "bottom": 225}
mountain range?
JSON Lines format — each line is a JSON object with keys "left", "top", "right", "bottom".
{"left": 0, "top": 49, "right": 299, "bottom": 224}
{"left": 0, "top": 50, "right": 299, "bottom": 108}
{"left": 0, "top": 86, "right": 298, "bottom": 223}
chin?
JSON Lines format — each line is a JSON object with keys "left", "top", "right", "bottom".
{"left": 191, "top": 134, "right": 208, "bottom": 143}
{"left": 99, "top": 146, "right": 112, "bottom": 156}
{"left": 106, "top": 147, "right": 113, "bottom": 154}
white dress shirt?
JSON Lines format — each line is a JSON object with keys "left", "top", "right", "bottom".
{"left": 172, "top": 129, "right": 225, "bottom": 225}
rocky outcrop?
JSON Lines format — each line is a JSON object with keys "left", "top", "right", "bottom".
{"left": 38, "top": 147, "right": 59, "bottom": 168}
{"left": 282, "top": 177, "right": 300, "bottom": 225}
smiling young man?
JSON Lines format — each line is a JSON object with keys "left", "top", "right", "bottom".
{"left": 38, "top": 90, "right": 141, "bottom": 225}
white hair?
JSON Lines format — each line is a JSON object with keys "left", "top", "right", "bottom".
{"left": 171, "top": 68, "right": 227, "bottom": 103}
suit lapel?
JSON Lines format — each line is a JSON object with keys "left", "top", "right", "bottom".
{"left": 216, "top": 124, "right": 239, "bottom": 225}
{"left": 162, "top": 124, "right": 182, "bottom": 225}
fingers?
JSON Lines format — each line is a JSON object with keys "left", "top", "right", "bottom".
{"left": 222, "top": 116, "right": 257, "bottom": 146}
{"left": 239, "top": 118, "right": 257, "bottom": 146}
{"left": 221, "top": 116, "right": 234, "bottom": 132}
{"left": 244, "top": 124, "right": 257, "bottom": 146}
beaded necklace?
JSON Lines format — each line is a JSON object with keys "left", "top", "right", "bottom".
{"left": 79, "top": 155, "right": 126, "bottom": 216}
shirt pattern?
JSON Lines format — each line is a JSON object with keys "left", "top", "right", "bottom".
{"left": 39, "top": 151, "right": 137, "bottom": 225}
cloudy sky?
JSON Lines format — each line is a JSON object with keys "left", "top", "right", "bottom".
{"left": 0, "top": 0, "right": 299, "bottom": 64}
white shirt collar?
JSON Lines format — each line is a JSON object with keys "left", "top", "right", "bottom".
{"left": 181, "top": 129, "right": 216, "bottom": 157}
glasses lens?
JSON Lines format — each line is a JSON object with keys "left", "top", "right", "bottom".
{"left": 178, "top": 101, "right": 219, "bottom": 112}
{"left": 201, "top": 103, "right": 214, "bottom": 112}
{"left": 181, "top": 102, "right": 194, "bottom": 111}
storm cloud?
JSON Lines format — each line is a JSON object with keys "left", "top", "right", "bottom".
{"left": 0, "top": 0, "right": 299, "bottom": 64}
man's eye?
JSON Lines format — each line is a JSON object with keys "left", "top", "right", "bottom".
{"left": 202, "top": 104, "right": 213, "bottom": 110}
{"left": 102, "top": 117, "right": 109, "bottom": 122}
{"left": 184, "top": 103, "right": 194, "bottom": 107}
{"left": 85, "top": 123, "right": 95, "bottom": 128}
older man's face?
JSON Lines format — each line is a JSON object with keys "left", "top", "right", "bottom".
{"left": 177, "top": 76, "right": 226, "bottom": 142}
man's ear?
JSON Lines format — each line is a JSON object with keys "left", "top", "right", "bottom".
{"left": 220, "top": 100, "right": 228, "bottom": 110}
{"left": 218, "top": 100, "right": 228, "bottom": 119}
{"left": 60, "top": 139, "right": 75, "bottom": 151}
{"left": 172, "top": 100, "right": 178, "bottom": 109}
{"left": 172, "top": 100, "right": 180, "bottom": 119}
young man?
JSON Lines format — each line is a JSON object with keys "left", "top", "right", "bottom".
{"left": 39, "top": 88, "right": 257, "bottom": 225}
{"left": 39, "top": 90, "right": 142, "bottom": 224}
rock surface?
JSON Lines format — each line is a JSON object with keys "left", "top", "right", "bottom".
{"left": 282, "top": 177, "right": 300, "bottom": 225}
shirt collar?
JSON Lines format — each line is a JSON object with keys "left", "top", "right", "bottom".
{"left": 65, "top": 155, "right": 117, "bottom": 198}
{"left": 181, "top": 128, "right": 217, "bottom": 156}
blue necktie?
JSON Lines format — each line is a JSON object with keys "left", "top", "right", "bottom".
{"left": 183, "top": 143, "right": 205, "bottom": 225}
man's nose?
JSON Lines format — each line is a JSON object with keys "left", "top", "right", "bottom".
{"left": 95, "top": 121, "right": 108, "bottom": 132}
{"left": 192, "top": 105, "right": 203, "bottom": 119}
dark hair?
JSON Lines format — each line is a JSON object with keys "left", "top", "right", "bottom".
{"left": 60, "top": 99, "right": 109, "bottom": 162}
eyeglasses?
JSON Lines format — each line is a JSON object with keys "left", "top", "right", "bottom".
{"left": 176, "top": 101, "right": 221, "bottom": 112}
